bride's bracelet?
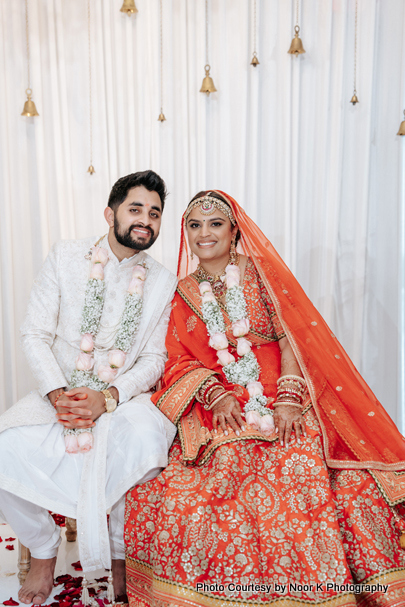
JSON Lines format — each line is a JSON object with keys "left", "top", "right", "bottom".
{"left": 273, "top": 400, "right": 303, "bottom": 409}
{"left": 277, "top": 374, "right": 306, "bottom": 387}
{"left": 206, "top": 391, "right": 233, "bottom": 411}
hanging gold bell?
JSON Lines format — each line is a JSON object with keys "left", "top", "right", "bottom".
{"left": 251, "top": 53, "right": 260, "bottom": 67}
{"left": 21, "top": 89, "right": 39, "bottom": 117}
{"left": 158, "top": 111, "right": 166, "bottom": 122}
{"left": 397, "top": 110, "right": 405, "bottom": 136}
{"left": 288, "top": 25, "right": 306, "bottom": 55}
{"left": 350, "top": 92, "right": 359, "bottom": 105}
{"left": 87, "top": 164, "right": 95, "bottom": 175}
{"left": 120, "top": 0, "right": 138, "bottom": 16}
{"left": 200, "top": 64, "right": 217, "bottom": 95}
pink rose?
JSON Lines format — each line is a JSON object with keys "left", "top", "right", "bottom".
{"left": 245, "top": 410, "right": 261, "bottom": 430}
{"left": 128, "top": 277, "right": 144, "bottom": 295}
{"left": 199, "top": 282, "right": 212, "bottom": 295}
{"left": 232, "top": 318, "right": 250, "bottom": 337}
{"left": 132, "top": 265, "right": 146, "bottom": 281}
{"left": 65, "top": 434, "right": 79, "bottom": 454}
{"left": 226, "top": 274, "right": 239, "bottom": 288}
{"left": 209, "top": 333, "right": 228, "bottom": 351}
{"left": 217, "top": 349, "right": 235, "bottom": 366}
{"left": 91, "top": 246, "right": 109, "bottom": 266}
{"left": 97, "top": 364, "right": 118, "bottom": 383}
{"left": 80, "top": 333, "right": 94, "bottom": 353}
{"left": 201, "top": 292, "right": 216, "bottom": 304}
{"left": 236, "top": 337, "right": 252, "bottom": 356}
{"left": 108, "top": 349, "right": 126, "bottom": 368}
{"left": 225, "top": 264, "right": 240, "bottom": 277}
{"left": 246, "top": 381, "right": 264, "bottom": 397}
{"left": 90, "top": 263, "right": 104, "bottom": 280}
{"left": 77, "top": 432, "right": 94, "bottom": 453}
{"left": 260, "top": 414, "right": 275, "bottom": 436}
{"left": 76, "top": 352, "right": 94, "bottom": 372}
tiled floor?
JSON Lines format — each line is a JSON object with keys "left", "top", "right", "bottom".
{"left": 0, "top": 523, "right": 106, "bottom": 604}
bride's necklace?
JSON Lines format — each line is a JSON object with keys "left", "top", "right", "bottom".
{"left": 195, "top": 253, "right": 240, "bottom": 298}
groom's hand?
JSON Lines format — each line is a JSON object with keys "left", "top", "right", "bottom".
{"left": 62, "top": 387, "right": 119, "bottom": 422}
{"left": 55, "top": 392, "right": 95, "bottom": 429}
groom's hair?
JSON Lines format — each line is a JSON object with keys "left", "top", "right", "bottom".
{"left": 108, "top": 170, "right": 167, "bottom": 211}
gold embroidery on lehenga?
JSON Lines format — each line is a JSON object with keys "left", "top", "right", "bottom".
{"left": 186, "top": 315, "right": 197, "bottom": 332}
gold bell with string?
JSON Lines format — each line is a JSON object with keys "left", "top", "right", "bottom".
{"left": 21, "top": 89, "right": 39, "bottom": 117}
{"left": 87, "top": 165, "right": 95, "bottom": 175}
{"left": 251, "top": 53, "right": 260, "bottom": 67}
{"left": 397, "top": 110, "right": 405, "bottom": 136}
{"left": 200, "top": 64, "right": 217, "bottom": 95}
{"left": 288, "top": 25, "right": 306, "bottom": 55}
{"left": 350, "top": 93, "right": 359, "bottom": 105}
{"left": 158, "top": 112, "right": 166, "bottom": 122}
{"left": 120, "top": 0, "right": 138, "bottom": 16}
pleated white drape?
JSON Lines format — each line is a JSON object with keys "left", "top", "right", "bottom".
{"left": 0, "top": 0, "right": 404, "bottom": 428}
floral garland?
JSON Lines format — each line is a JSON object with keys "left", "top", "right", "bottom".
{"left": 199, "top": 263, "right": 275, "bottom": 436}
{"left": 64, "top": 246, "right": 146, "bottom": 454}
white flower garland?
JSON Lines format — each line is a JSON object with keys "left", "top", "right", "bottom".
{"left": 199, "top": 263, "right": 275, "bottom": 436}
{"left": 64, "top": 246, "right": 146, "bottom": 453}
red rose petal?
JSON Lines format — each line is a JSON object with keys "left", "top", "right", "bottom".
{"left": 3, "top": 599, "right": 19, "bottom": 606}
{"left": 5, "top": 537, "right": 16, "bottom": 541}
{"left": 5, "top": 545, "right": 15, "bottom": 550}
{"left": 0, "top": 537, "right": 3, "bottom": 542}
{"left": 70, "top": 560, "right": 82, "bottom": 571}
{"left": 55, "top": 574, "right": 73, "bottom": 584}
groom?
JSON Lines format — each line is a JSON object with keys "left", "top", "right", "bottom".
{"left": 0, "top": 170, "right": 177, "bottom": 604}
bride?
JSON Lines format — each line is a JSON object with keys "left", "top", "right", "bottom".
{"left": 125, "top": 191, "right": 405, "bottom": 607}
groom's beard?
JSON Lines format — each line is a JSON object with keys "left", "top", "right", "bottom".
{"left": 114, "top": 217, "right": 157, "bottom": 251}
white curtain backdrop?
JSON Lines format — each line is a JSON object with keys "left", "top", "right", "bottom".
{"left": 0, "top": 0, "right": 404, "bottom": 427}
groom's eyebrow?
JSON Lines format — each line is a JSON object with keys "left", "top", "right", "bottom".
{"left": 129, "top": 201, "right": 162, "bottom": 213}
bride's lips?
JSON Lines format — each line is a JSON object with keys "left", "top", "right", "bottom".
{"left": 197, "top": 241, "right": 217, "bottom": 248}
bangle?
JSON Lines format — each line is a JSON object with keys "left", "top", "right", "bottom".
{"left": 204, "top": 383, "right": 224, "bottom": 404}
{"left": 273, "top": 401, "right": 303, "bottom": 409}
{"left": 204, "top": 389, "right": 227, "bottom": 410}
{"left": 206, "top": 391, "right": 233, "bottom": 411}
{"left": 277, "top": 374, "right": 306, "bottom": 386}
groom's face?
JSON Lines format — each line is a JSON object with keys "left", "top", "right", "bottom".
{"left": 113, "top": 186, "right": 162, "bottom": 251}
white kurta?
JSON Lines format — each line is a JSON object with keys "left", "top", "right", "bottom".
{"left": 0, "top": 236, "right": 177, "bottom": 572}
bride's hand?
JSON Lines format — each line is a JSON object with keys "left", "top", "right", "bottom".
{"left": 273, "top": 405, "right": 306, "bottom": 448}
{"left": 211, "top": 395, "right": 245, "bottom": 436}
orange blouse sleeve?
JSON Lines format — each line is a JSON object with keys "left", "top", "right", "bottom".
{"left": 151, "top": 291, "right": 218, "bottom": 425}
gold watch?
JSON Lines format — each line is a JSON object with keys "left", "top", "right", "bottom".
{"left": 102, "top": 389, "right": 117, "bottom": 413}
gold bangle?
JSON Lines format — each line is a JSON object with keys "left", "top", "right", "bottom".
{"left": 277, "top": 374, "right": 306, "bottom": 386}
{"left": 273, "top": 401, "right": 303, "bottom": 409}
{"left": 206, "top": 391, "right": 233, "bottom": 411}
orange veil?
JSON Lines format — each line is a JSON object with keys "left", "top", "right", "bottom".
{"left": 178, "top": 191, "right": 405, "bottom": 495}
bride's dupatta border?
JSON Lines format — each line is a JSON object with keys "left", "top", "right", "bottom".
{"left": 176, "top": 192, "right": 405, "bottom": 503}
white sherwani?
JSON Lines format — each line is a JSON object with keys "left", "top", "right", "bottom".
{"left": 0, "top": 235, "right": 177, "bottom": 572}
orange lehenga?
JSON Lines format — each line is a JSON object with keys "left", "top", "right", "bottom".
{"left": 125, "top": 193, "right": 405, "bottom": 607}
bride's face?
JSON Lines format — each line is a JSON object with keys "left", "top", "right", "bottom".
{"left": 186, "top": 206, "right": 238, "bottom": 264}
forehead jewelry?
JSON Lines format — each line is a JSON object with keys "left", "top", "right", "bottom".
{"left": 184, "top": 195, "right": 236, "bottom": 226}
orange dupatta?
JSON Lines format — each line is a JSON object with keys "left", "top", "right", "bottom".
{"left": 157, "top": 192, "right": 405, "bottom": 503}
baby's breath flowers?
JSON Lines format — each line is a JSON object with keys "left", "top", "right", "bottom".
{"left": 199, "top": 263, "right": 275, "bottom": 436}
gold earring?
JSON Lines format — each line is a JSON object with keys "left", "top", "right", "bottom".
{"left": 190, "top": 251, "right": 194, "bottom": 260}
{"left": 229, "top": 237, "right": 236, "bottom": 263}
